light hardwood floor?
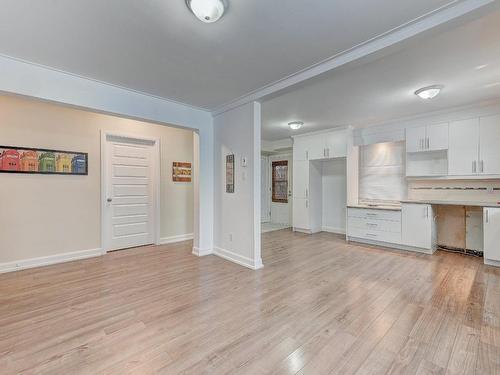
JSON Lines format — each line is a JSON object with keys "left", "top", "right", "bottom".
{"left": 1, "top": 230, "right": 499, "bottom": 374}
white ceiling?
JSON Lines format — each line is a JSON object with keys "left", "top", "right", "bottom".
{"left": 262, "top": 9, "right": 500, "bottom": 140}
{"left": 0, "top": 0, "right": 462, "bottom": 110}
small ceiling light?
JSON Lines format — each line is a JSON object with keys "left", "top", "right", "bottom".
{"left": 186, "top": 0, "right": 227, "bottom": 23}
{"left": 288, "top": 121, "right": 304, "bottom": 130}
{"left": 415, "top": 85, "right": 443, "bottom": 100}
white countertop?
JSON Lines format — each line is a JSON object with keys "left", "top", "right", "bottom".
{"left": 347, "top": 204, "right": 402, "bottom": 211}
{"left": 400, "top": 199, "right": 500, "bottom": 208}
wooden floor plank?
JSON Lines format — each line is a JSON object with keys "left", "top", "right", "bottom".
{"left": 0, "top": 229, "right": 499, "bottom": 374}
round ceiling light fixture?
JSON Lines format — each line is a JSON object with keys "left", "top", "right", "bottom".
{"left": 288, "top": 121, "right": 304, "bottom": 130}
{"left": 186, "top": 0, "right": 227, "bottom": 23}
{"left": 415, "top": 85, "right": 444, "bottom": 100}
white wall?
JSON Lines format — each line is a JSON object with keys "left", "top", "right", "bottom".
{"left": 213, "top": 102, "right": 262, "bottom": 269}
{"left": 0, "top": 95, "right": 194, "bottom": 266}
{"left": 322, "top": 159, "right": 347, "bottom": 234}
{"left": 0, "top": 54, "right": 214, "bottom": 260}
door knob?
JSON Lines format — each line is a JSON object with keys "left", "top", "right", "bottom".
{"left": 107, "top": 198, "right": 113, "bottom": 202}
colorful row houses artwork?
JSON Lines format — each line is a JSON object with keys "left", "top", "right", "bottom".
{"left": 0, "top": 146, "right": 88, "bottom": 175}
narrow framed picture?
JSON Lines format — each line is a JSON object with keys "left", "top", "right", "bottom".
{"left": 172, "top": 162, "right": 192, "bottom": 182}
{"left": 226, "top": 154, "right": 234, "bottom": 193}
{"left": 0, "top": 145, "right": 88, "bottom": 175}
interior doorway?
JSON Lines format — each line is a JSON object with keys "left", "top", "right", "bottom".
{"left": 261, "top": 152, "right": 293, "bottom": 233}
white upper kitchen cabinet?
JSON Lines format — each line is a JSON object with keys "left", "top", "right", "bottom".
{"left": 306, "top": 135, "right": 328, "bottom": 161}
{"left": 427, "top": 123, "right": 449, "bottom": 151}
{"left": 448, "top": 118, "right": 480, "bottom": 176}
{"left": 401, "top": 203, "right": 435, "bottom": 252}
{"left": 484, "top": 207, "right": 500, "bottom": 265}
{"left": 406, "top": 123, "right": 448, "bottom": 153}
{"left": 293, "top": 138, "right": 309, "bottom": 161}
{"left": 406, "top": 126, "right": 426, "bottom": 153}
{"left": 293, "top": 129, "right": 348, "bottom": 161}
{"left": 479, "top": 115, "right": 500, "bottom": 175}
{"left": 325, "top": 129, "right": 347, "bottom": 158}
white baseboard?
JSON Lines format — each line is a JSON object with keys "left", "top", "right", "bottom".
{"left": 213, "top": 247, "right": 263, "bottom": 270}
{"left": 0, "top": 248, "right": 104, "bottom": 274}
{"left": 322, "top": 226, "right": 346, "bottom": 235}
{"left": 159, "top": 233, "right": 194, "bottom": 245}
{"left": 484, "top": 258, "right": 500, "bottom": 268}
{"left": 192, "top": 247, "right": 213, "bottom": 257}
{"left": 346, "top": 236, "right": 435, "bottom": 255}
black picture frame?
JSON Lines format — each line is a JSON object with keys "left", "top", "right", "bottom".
{"left": 0, "top": 145, "right": 88, "bottom": 176}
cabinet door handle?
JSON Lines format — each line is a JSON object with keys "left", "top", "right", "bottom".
{"left": 305, "top": 188, "right": 308, "bottom": 198}
{"left": 480, "top": 160, "right": 484, "bottom": 173}
{"left": 306, "top": 151, "right": 309, "bottom": 160}
{"left": 426, "top": 137, "right": 430, "bottom": 150}
{"left": 419, "top": 139, "right": 423, "bottom": 150}
{"left": 485, "top": 209, "right": 489, "bottom": 223}
{"left": 472, "top": 161, "right": 477, "bottom": 173}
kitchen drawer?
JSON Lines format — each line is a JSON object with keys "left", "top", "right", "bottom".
{"left": 347, "top": 227, "right": 402, "bottom": 244}
{"left": 347, "top": 217, "right": 401, "bottom": 233}
{"left": 347, "top": 208, "right": 401, "bottom": 222}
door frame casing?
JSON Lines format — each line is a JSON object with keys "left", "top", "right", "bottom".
{"left": 101, "top": 131, "right": 161, "bottom": 253}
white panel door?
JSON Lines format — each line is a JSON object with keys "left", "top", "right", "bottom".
{"left": 406, "top": 126, "right": 426, "bottom": 153}
{"left": 105, "top": 138, "right": 155, "bottom": 251}
{"left": 261, "top": 156, "right": 270, "bottom": 222}
{"left": 402, "top": 203, "right": 432, "bottom": 249}
{"left": 427, "top": 123, "right": 449, "bottom": 151}
{"left": 448, "top": 118, "right": 479, "bottom": 176}
{"left": 479, "top": 115, "right": 500, "bottom": 175}
{"left": 484, "top": 207, "right": 500, "bottom": 263}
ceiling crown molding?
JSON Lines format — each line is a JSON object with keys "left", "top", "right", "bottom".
{"left": 212, "top": 0, "right": 494, "bottom": 116}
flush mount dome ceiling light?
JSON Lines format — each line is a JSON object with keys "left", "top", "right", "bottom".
{"left": 415, "top": 85, "right": 444, "bottom": 100}
{"left": 186, "top": 0, "right": 227, "bottom": 23}
{"left": 288, "top": 121, "right": 304, "bottom": 130}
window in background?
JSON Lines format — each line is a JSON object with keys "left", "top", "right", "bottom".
{"left": 272, "top": 160, "right": 288, "bottom": 203}
{"left": 359, "top": 141, "right": 407, "bottom": 204}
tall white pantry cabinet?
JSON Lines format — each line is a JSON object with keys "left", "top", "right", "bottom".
{"left": 292, "top": 129, "right": 347, "bottom": 233}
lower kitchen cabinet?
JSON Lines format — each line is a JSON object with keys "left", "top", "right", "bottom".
{"left": 401, "top": 203, "right": 436, "bottom": 252}
{"left": 484, "top": 207, "right": 500, "bottom": 265}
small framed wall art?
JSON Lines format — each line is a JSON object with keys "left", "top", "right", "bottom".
{"left": 0, "top": 145, "right": 88, "bottom": 175}
{"left": 226, "top": 154, "right": 235, "bottom": 193}
{"left": 172, "top": 162, "right": 192, "bottom": 182}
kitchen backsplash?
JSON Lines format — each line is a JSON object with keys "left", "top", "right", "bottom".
{"left": 408, "top": 179, "right": 500, "bottom": 203}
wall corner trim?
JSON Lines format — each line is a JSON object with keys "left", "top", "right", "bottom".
{"left": 192, "top": 247, "right": 213, "bottom": 257}
{"left": 0, "top": 248, "right": 103, "bottom": 274}
{"left": 213, "top": 247, "right": 264, "bottom": 270}
{"left": 159, "top": 233, "right": 194, "bottom": 245}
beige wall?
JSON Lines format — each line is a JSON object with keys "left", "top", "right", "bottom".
{"left": 0, "top": 95, "right": 194, "bottom": 263}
